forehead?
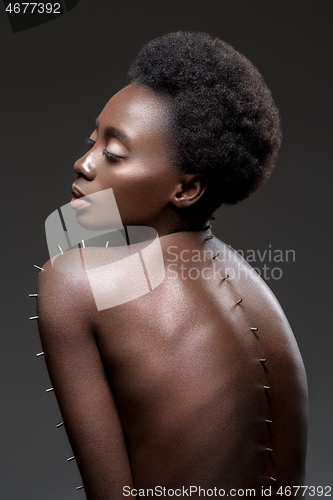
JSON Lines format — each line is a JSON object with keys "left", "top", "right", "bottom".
{"left": 97, "top": 85, "right": 171, "bottom": 142}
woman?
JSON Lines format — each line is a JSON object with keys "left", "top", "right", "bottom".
{"left": 36, "top": 32, "right": 308, "bottom": 499}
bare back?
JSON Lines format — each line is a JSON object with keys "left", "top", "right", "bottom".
{"left": 92, "top": 231, "right": 307, "bottom": 492}
{"left": 37, "top": 230, "right": 307, "bottom": 498}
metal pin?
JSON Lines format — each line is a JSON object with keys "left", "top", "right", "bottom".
{"left": 260, "top": 359, "right": 268, "bottom": 363}
{"left": 67, "top": 456, "right": 75, "bottom": 462}
{"left": 205, "top": 235, "right": 214, "bottom": 240}
{"left": 222, "top": 275, "right": 229, "bottom": 280}
{"left": 33, "top": 265, "right": 44, "bottom": 271}
{"left": 250, "top": 327, "right": 258, "bottom": 331}
{"left": 266, "top": 419, "right": 273, "bottom": 424}
{"left": 105, "top": 241, "right": 109, "bottom": 248}
{"left": 46, "top": 387, "right": 54, "bottom": 393}
{"left": 81, "top": 240, "right": 85, "bottom": 248}
{"left": 29, "top": 293, "right": 38, "bottom": 297}
{"left": 57, "top": 245, "right": 63, "bottom": 254}
{"left": 56, "top": 422, "right": 64, "bottom": 428}
{"left": 236, "top": 299, "right": 243, "bottom": 305}
{"left": 76, "top": 485, "right": 84, "bottom": 490}
{"left": 212, "top": 253, "right": 219, "bottom": 260}
{"left": 270, "top": 477, "right": 277, "bottom": 482}
{"left": 264, "top": 385, "right": 271, "bottom": 390}
{"left": 267, "top": 448, "right": 274, "bottom": 452}
{"left": 36, "top": 352, "right": 44, "bottom": 357}
{"left": 29, "top": 316, "right": 38, "bottom": 320}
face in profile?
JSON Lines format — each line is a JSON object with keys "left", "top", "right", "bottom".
{"left": 71, "top": 85, "right": 179, "bottom": 231}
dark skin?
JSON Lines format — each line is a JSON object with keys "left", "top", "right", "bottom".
{"left": 37, "top": 85, "right": 308, "bottom": 499}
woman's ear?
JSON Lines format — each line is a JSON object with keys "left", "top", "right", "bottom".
{"left": 171, "top": 174, "right": 208, "bottom": 208}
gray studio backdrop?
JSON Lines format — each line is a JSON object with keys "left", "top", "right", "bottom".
{"left": 1, "top": 1, "right": 332, "bottom": 498}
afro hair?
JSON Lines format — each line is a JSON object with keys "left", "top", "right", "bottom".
{"left": 128, "top": 31, "right": 282, "bottom": 212}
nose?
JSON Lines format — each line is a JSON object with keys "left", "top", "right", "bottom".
{"left": 73, "top": 151, "right": 96, "bottom": 180}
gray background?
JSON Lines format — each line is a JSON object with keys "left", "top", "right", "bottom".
{"left": 1, "top": 0, "right": 332, "bottom": 498}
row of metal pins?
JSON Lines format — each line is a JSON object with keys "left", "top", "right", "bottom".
{"left": 57, "top": 239, "right": 86, "bottom": 255}
{"left": 202, "top": 233, "right": 277, "bottom": 481}
{"left": 258, "top": 313, "right": 274, "bottom": 465}
{"left": 29, "top": 276, "right": 81, "bottom": 489}
{"left": 45, "top": 383, "right": 77, "bottom": 485}
{"left": 262, "top": 323, "right": 274, "bottom": 469}
{"left": 210, "top": 248, "right": 265, "bottom": 383}
{"left": 234, "top": 295, "right": 275, "bottom": 475}
{"left": 30, "top": 271, "right": 58, "bottom": 421}
{"left": 31, "top": 239, "right": 115, "bottom": 258}
{"left": 254, "top": 312, "right": 274, "bottom": 469}
{"left": 208, "top": 234, "right": 275, "bottom": 455}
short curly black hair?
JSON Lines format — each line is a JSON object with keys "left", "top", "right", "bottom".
{"left": 128, "top": 31, "right": 282, "bottom": 212}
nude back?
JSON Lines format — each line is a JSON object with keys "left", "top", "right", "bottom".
{"left": 91, "top": 231, "right": 308, "bottom": 496}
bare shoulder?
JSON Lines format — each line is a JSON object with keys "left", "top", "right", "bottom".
{"left": 36, "top": 250, "right": 97, "bottom": 339}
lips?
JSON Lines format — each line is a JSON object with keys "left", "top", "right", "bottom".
{"left": 71, "top": 184, "right": 85, "bottom": 199}
{"left": 71, "top": 184, "right": 91, "bottom": 209}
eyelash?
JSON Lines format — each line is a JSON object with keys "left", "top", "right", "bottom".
{"left": 85, "top": 137, "right": 95, "bottom": 148}
{"left": 85, "top": 137, "right": 123, "bottom": 161}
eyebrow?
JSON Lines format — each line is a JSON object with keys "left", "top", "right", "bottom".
{"left": 95, "top": 119, "right": 131, "bottom": 149}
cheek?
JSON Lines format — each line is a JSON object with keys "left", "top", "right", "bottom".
{"left": 116, "top": 176, "right": 162, "bottom": 212}
{"left": 110, "top": 161, "right": 170, "bottom": 200}
{"left": 107, "top": 164, "right": 172, "bottom": 221}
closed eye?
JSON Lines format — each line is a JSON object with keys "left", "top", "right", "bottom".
{"left": 85, "top": 138, "right": 122, "bottom": 161}
{"left": 103, "top": 149, "right": 123, "bottom": 161}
